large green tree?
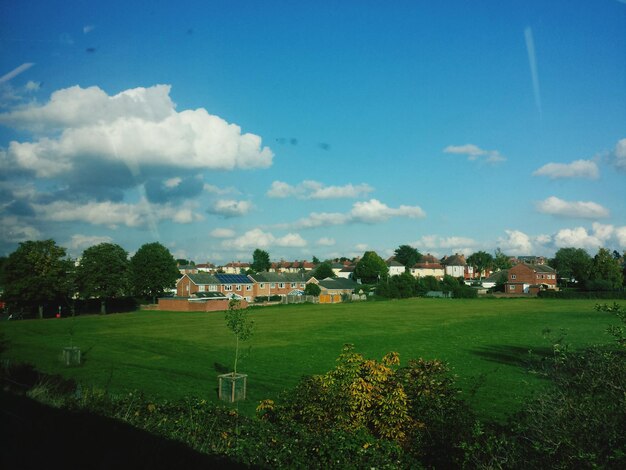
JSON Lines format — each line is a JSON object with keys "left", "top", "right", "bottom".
{"left": 493, "top": 248, "right": 512, "bottom": 271}
{"left": 251, "top": 248, "right": 271, "bottom": 273}
{"left": 466, "top": 251, "right": 494, "bottom": 279}
{"left": 313, "top": 261, "right": 335, "bottom": 279}
{"left": 588, "top": 247, "right": 623, "bottom": 290}
{"left": 130, "top": 242, "right": 179, "bottom": 303}
{"left": 550, "top": 247, "right": 592, "bottom": 285}
{"left": 77, "top": 243, "right": 129, "bottom": 314}
{"left": 3, "top": 240, "right": 74, "bottom": 318}
{"left": 393, "top": 245, "right": 422, "bottom": 270}
{"left": 355, "top": 251, "right": 389, "bottom": 284}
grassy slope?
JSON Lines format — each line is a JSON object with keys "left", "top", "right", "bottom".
{"left": 0, "top": 298, "right": 612, "bottom": 419}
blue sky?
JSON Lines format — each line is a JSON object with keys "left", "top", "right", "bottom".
{"left": 1, "top": 1, "right": 625, "bottom": 263}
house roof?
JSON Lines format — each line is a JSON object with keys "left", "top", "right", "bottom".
{"left": 318, "top": 278, "right": 358, "bottom": 290}
{"left": 215, "top": 273, "right": 254, "bottom": 284}
{"left": 387, "top": 259, "right": 404, "bottom": 267}
{"left": 194, "top": 291, "right": 227, "bottom": 298}
{"left": 249, "top": 271, "right": 313, "bottom": 283}
{"left": 512, "top": 263, "right": 556, "bottom": 274}
{"left": 184, "top": 273, "right": 220, "bottom": 285}
{"left": 412, "top": 262, "right": 444, "bottom": 269}
{"left": 441, "top": 254, "right": 467, "bottom": 266}
{"left": 420, "top": 253, "right": 439, "bottom": 264}
{"left": 483, "top": 270, "right": 508, "bottom": 282}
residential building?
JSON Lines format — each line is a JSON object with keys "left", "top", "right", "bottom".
{"left": 411, "top": 254, "right": 445, "bottom": 280}
{"left": 504, "top": 263, "right": 557, "bottom": 295}
{"left": 249, "top": 272, "right": 315, "bottom": 297}
{"left": 177, "top": 273, "right": 256, "bottom": 301}
{"left": 387, "top": 259, "right": 405, "bottom": 276}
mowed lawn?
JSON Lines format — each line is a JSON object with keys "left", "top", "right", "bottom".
{"left": 0, "top": 298, "right": 615, "bottom": 419}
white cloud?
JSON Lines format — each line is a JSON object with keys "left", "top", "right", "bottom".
{"left": 284, "top": 199, "right": 426, "bottom": 229}
{"left": 24, "top": 81, "right": 40, "bottom": 92}
{"left": 208, "top": 199, "right": 252, "bottom": 218}
{"left": 614, "top": 138, "right": 626, "bottom": 171}
{"left": 443, "top": 144, "right": 506, "bottom": 164}
{"left": 553, "top": 223, "right": 626, "bottom": 250}
{"left": 355, "top": 243, "right": 368, "bottom": 251}
{"left": 533, "top": 159, "right": 599, "bottom": 180}
{"left": 222, "top": 228, "right": 307, "bottom": 250}
{"left": 164, "top": 177, "right": 182, "bottom": 188}
{"left": 316, "top": 237, "right": 336, "bottom": 246}
{"left": 350, "top": 199, "right": 426, "bottom": 223}
{"left": 411, "top": 235, "right": 478, "bottom": 256}
{"left": 32, "top": 199, "right": 202, "bottom": 228}
{"left": 210, "top": 228, "right": 236, "bottom": 238}
{"left": 497, "top": 230, "right": 535, "bottom": 255}
{"left": 0, "top": 84, "right": 273, "bottom": 178}
{"left": 267, "top": 180, "right": 373, "bottom": 199}
{"left": 536, "top": 196, "right": 609, "bottom": 219}
{"left": 203, "top": 183, "right": 239, "bottom": 195}
{"left": 0, "top": 215, "right": 40, "bottom": 243}
{"left": 69, "top": 234, "right": 113, "bottom": 250}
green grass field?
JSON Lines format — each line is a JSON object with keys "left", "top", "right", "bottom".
{"left": 0, "top": 298, "right": 616, "bottom": 420}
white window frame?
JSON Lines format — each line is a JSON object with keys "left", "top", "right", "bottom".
{"left": 270, "top": 283, "right": 276, "bottom": 288}
{"left": 209, "top": 285, "right": 217, "bottom": 292}
{"left": 260, "top": 283, "right": 265, "bottom": 289}
{"left": 198, "top": 285, "right": 205, "bottom": 292}
{"left": 291, "top": 283, "right": 297, "bottom": 288}
{"left": 236, "top": 284, "right": 242, "bottom": 291}
{"left": 224, "top": 285, "right": 232, "bottom": 291}
{"left": 246, "top": 285, "right": 252, "bottom": 291}
{"left": 511, "top": 274, "right": 517, "bottom": 280}
{"left": 279, "top": 283, "right": 285, "bottom": 288}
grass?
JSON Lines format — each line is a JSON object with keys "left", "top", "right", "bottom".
{"left": 0, "top": 298, "right": 616, "bottom": 419}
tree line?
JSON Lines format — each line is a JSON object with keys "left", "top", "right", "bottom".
{"left": 0, "top": 240, "right": 180, "bottom": 318}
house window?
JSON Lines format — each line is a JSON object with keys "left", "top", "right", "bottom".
{"left": 209, "top": 285, "right": 217, "bottom": 292}
{"left": 279, "top": 283, "right": 285, "bottom": 288}
{"left": 291, "top": 283, "right": 296, "bottom": 288}
{"left": 198, "top": 285, "right": 205, "bottom": 292}
{"left": 224, "top": 285, "right": 232, "bottom": 291}
{"left": 511, "top": 274, "right": 517, "bottom": 280}
{"left": 510, "top": 285, "right": 516, "bottom": 291}
{"left": 246, "top": 285, "right": 252, "bottom": 291}
{"left": 260, "top": 283, "right": 265, "bottom": 289}
{"left": 300, "top": 283, "right": 305, "bottom": 288}
{"left": 236, "top": 284, "right": 242, "bottom": 291}
{"left": 270, "top": 283, "right": 276, "bottom": 288}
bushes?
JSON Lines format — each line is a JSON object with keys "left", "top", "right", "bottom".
{"left": 539, "top": 290, "right": 626, "bottom": 300}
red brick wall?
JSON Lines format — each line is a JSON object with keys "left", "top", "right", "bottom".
{"left": 158, "top": 298, "right": 248, "bottom": 312}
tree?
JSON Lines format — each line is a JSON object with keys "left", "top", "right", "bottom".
{"left": 355, "top": 251, "right": 388, "bottom": 284}
{"left": 313, "top": 261, "right": 335, "bottom": 279}
{"left": 393, "top": 245, "right": 422, "bottom": 271}
{"left": 225, "top": 299, "right": 254, "bottom": 374}
{"left": 588, "top": 247, "right": 623, "bottom": 290}
{"left": 312, "top": 255, "right": 320, "bottom": 264}
{"left": 77, "top": 243, "right": 129, "bottom": 314}
{"left": 129, "top": 242, "right": 179, "bottom": 303}
{"left": 493, "top": 248, "right": 512, "bottom": 271}
{"left": 251, "top": 248, "right": 271, "bottom": 273}
{"left": 176, "top": 258, "right": 194, "bottom": 266}
{"left": 304, "top": 282, "right": 321, "bottom": 297}
{"left": 466, "top": 251, "right": 494, "bottom": 279}
{"left": 3, "top": 240, "right": 74, "bottom": 318}
{"left": 551, "top": 247, "right": 592, "bottom": 286}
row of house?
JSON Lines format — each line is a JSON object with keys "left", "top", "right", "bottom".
{"left": 176, "top": 272, "right": 359, "bottom": 302}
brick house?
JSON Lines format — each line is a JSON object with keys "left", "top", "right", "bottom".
{"left": 505, "top": 263, "right": 557, "bottom": 295}
{"left": 248, "top": 272, "right": 315, "bottom": 297}
{"left": 177, "top": 273, "right": 256, "bottom": 301}
{"left": 411, "top": 254, "right": 444, "bottom": 280}
{"left": 441, "top": 254, "right": 474, "bottom": 279}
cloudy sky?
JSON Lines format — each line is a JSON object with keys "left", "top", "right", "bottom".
{"left": 1, "top": 1, "right": 625, "bottom": 262}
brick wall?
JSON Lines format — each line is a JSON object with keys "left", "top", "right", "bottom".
{"left": 158, "top": 297, "right": 248, "bottom": 312}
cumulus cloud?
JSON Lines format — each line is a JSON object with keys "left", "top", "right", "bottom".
{"left": 411, "top": 235, "right": 478, "bottom": 256}
{"left": 533, "top": 159, "right": 599, "bottom": 180}
{"left": 536, "top": 196, "right": 609, "bottom": 219}
{"left": 497, "top": 230, "right": 536, "bottom": 255}
{"left": 443, "top": 144, "right": 506, "bottom": 164}
{"left": 553, "top": 223, "right": 619, "bottom": 251}
{"left": 69, "top": 234, "right": 113, "bottom": 251}
{"left": 210, "top": 228, "right": 236, "bottom": 238}
{"left": 0, "top": 84, "right": 273, "bottom": 178}
{"left": 283, "top": 199, "right": 426, "bottom": 229}
{"left": 31, "top": 199, "right": 202, "bottom": 229}
{"left": 0, "top": 215, "right": 40, "bottom": 244}
{"left": 207, "top": 199, "right": 252, "bottom": 218}
{"left": 316, "top": 237, "right": 336, "bottom": 246}
{"left": 203, "top": 183, "right": 239, "bottom": 195}
{"left": 145, "top": 176, "right": 204, "bottom": 203}
{"left": 267, "top": 180, "right": 373, "bottom": 199}
{"left": 355, "top": 243, "right": 368, "bottom": 251}
{"left": 222, "top": 228, "right": 307, "bottom": 250}
{"left": 614, "top": 138, "right": 626, "bottom": 171}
